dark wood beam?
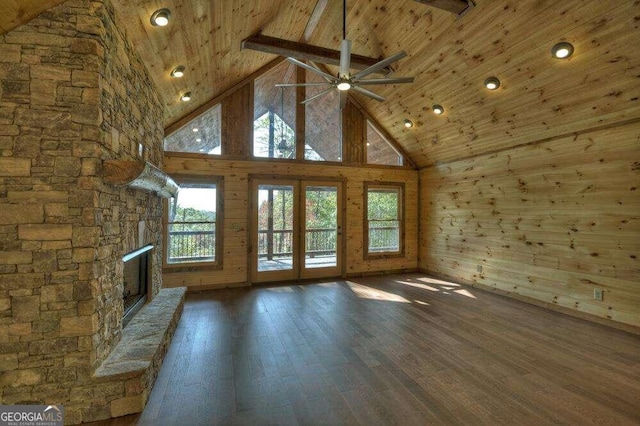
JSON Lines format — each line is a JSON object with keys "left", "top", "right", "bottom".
{"left": 413, "top": 0, "right": 472, "bottom": 15}
{"left": 241, "top": 33, "right": 390, "bottom": 75}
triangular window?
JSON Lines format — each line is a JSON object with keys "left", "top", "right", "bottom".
{"left": 164, "top": 104, "right": 222, "bottom": 155}
{"left": 366, "top": 120, "right": 403, "bottom": 166}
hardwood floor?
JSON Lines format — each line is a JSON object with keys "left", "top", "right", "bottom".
{"left": 89, "top": 273, "right": 640, "bottom": 425}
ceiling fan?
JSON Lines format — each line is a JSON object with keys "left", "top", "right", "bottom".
{"left": 276, "top": 0, "right": 414, "bottom": 109}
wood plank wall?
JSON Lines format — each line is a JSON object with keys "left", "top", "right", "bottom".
{"left": 163, "top": 158, "right": 418, "bottom": 288}
{"left": 419, "top": 120, "right": 640, "bottom": 328}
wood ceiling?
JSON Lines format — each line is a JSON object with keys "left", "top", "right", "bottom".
{"left": 3, "top": 0, "right": 639, "bottom": 167}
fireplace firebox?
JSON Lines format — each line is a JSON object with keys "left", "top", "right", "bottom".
{"left": 122, "top": 244, "right": 153, "bottom": 327}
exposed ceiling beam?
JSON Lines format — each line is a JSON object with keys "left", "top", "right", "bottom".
{"left": 413, "top": 0, "right": 473, "bottom": 15}
{"left": 302, "top": 0, "right": 329, "bottom": 42}
{"left": 241, "top": 33, "right": 391, "bottom": 75}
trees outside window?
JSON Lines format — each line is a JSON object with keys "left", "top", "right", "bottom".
{"left": 365, "top": 183, "right": 404, "bottom": 256}
{"left": 166, "top": 182, "right": 222, "bottom": 266}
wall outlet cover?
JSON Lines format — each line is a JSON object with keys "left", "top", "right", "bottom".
{"left": 594, "top": 288, "right": 603, "bottom": 301}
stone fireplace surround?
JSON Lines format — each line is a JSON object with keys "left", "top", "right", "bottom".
{"left": 0, "top": 0, "right": 185, "bottom": 423}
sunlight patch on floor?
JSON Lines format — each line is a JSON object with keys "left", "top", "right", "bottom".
{"left": 346, "top": 281, "right": 410, "bottom": 303}
{"left": 265, "top": 286, "right": 295, "bottom": 292}
{"left": 394, "top": 276, "right": 477, "bottom": 300}
{"left": 416, "top": 277, "right": 462, "bottom": 287}
{"left": 394, "top": 280, "right": 441, "bottom": 292}
{"left": 454, "top": 289, "right": 477, "bottom": 299}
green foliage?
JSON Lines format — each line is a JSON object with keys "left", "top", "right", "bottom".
{"left": 368, "top": 190, "right": 399, "bottom": 220}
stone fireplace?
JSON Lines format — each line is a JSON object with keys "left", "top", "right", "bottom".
{"left": 0, "top": 0, "right": 184, "bottom": 423}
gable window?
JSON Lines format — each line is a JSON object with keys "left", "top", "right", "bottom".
{"left": 166, "top": 178, "right": 223, "bottom": 267}
{"left": 253, "top": 62, "right": 297, "bottom": 159}
{"left": 364, "top": 182, "right": 404, "bottom": 257}
{"left": 304, "top": 70, "right": 342, "bottom": 162}
{"left": 366, "top": 120, "right": 403, "bottom": 166}
{"left": 164, "top": 104, "right": 222, "bottom": 155}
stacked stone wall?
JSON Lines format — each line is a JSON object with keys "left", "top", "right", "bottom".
{"left": 0, "top": 0, "right": 165, "bottom": 422}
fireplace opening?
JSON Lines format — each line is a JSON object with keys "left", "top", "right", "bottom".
{"left": 122, "top": 244, "right": 153, "bottom": 327}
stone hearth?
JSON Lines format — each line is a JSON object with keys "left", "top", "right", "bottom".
{"left": 0, "top": 0, "right": 184, "bottom": 423}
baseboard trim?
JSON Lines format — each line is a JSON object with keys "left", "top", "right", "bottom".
{"left": 418, "top": 269, "right": 640, "bottom": 337}
{"left": 346, "top": 268, "right": 418, "bottom": 279}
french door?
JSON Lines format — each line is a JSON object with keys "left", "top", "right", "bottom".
{"left": 251, "top": 178, "right": 342, "bottom": 283}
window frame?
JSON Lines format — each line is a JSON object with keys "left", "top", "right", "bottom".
{"left": 363, "top": 181, "right": 405, "bottom": 259}
{"left": 163, "top": 175, "right": 224, "bottom": 270}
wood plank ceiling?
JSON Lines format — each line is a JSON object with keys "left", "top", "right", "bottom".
{"left": 3, "top": 0, "right": 638, "bottom": 167}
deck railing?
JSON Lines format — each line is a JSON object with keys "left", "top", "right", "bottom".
{"left": 167, "top": 226, "right": 215, "bottom": 263}
{"left": 168, "top": 225, "right": 400, "bottom": 262}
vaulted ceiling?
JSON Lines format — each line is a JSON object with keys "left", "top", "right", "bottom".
{"left": 3, "top": 0, "right": 639, "bottom": 167}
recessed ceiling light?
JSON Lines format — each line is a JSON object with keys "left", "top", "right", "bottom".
{"left": 150, "top": 8, "right": 171, "bottom": 27}
{"left": 432, "top": 104, "right": 444, "bottom": 115}
{"left": 180, "top": 92, "right": 192, "bottom": 102}
{"left": 551, "top": 42, "right": 574, "bottom": 59}
{"left": 484, "top": 77, "right": 501, "bottom": 90}
{"left": 336, "top": 81, "right": 351, "bottom": 91}
{"left": 404, "top": 119, "right": 414, "bottom": 128}
{"left": 192, "top": 128, "right": 198, "bottom": 132}
{"left": 171, "top": 66, "right": 185, "bottom": 78}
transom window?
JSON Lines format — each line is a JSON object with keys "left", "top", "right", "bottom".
{"left": 364, "top": 183, "right": 404, "bottom": 257}
{"left": 366, "top": 120, "right": 403, "bottom": 166}
{"left": 253, "top": 62, "right": 297, "bottom": 159}
{"left": 164, "top": 104, "right": 222, "bottom": 155}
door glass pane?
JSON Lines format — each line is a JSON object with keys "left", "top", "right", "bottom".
{"left": 257, "top": 185, "right": 294, "bottom": 271}
{"left": 305, "top": 186, "right": 338, "bottom": 268}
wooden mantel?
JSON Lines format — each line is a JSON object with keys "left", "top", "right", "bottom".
{"left": 103, "top": 160, "right": 179, "bottom": 198}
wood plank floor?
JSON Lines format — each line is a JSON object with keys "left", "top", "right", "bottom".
{"left": 89, "top": 273, "right": 640, "bottom": 425}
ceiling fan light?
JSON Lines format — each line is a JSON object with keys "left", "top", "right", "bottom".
{"left": 484, "top": 77, "right": 501, "bottom": 90}
{"left": 150, "top": 8, "right": 171, "bottom": 26}
{"left": 432, "top": 104, "right": 444, "bottom": 115}
{"left": 404, "top": 119, "right": 414, "bottom": 128}
{"left": 551, "top": 42, "right": 574, "bottom": 59}
{"left": 171, "top": 66, "right": 185, "bottom": 78}
{"left": 180, "top": 92, "right": 192, "bottom": 102}
{"left": 337, "top": 81, "right": 351, "bottom": 91}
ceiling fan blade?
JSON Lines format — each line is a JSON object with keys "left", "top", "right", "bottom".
{"left": 339, "top": 39, "right": 351, "bottom": 79}
{"left": 301, "top": 87, "right": 334, "bottom": 105}
{"left": 355, "top": 77, "right": 415, "bottom": 85}
{"left": 352, "top": 51, "right": 408, "bottom": 80}
{"left": 339, "top": 90, "right": 348, "bottom": 110}
{"left": 275, "top": 82, "right": 330, "bottom": 87}
{"left": 352, "top": 86, "right": 386, "bottom": 102}
{"left": 286, "top": 57, "right": 336, "bottom": 83}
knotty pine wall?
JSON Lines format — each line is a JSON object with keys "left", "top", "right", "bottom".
{"left": 419, "top": 120, "right": 640, "bottom": 328}
{"left": 163, "top": 158, "right": 418, "bottom": 288}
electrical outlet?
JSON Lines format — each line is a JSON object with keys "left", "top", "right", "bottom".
{"left": 593, "top": 288, "right": 603, "bottom": 301}
{"left": 477, "top": 265, "right": 482, "bottom": 273}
